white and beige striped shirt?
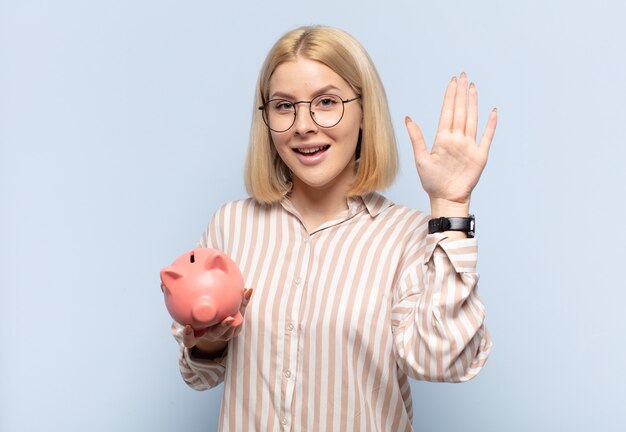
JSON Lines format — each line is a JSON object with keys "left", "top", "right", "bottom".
{"left": 172, "top": 192, "right": 492, "bottom": 431}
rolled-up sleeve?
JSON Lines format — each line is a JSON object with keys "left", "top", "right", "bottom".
{"left": 391, "top": 233, "right": 492, "bottom": 382}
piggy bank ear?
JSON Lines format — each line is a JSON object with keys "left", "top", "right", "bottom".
{"left": 204, "top": 253, "right": 229, "bottom": 273}
{"left": 160, "top": 267, "right": 185, "bottom": 291}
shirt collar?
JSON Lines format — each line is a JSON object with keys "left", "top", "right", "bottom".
{"left": 358, "top": 192, "right": 395, "bottom": 217}
{"left": 280, "top": 191, "right": 394, "bottom": 220}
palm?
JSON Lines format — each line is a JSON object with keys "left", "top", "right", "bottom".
{"left": 405, "top": 73, "right": 497, "bottom": 204}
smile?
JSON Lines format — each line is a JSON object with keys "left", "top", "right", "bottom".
{"left": 293, "top": 145, "right": 331, "bottom": 155}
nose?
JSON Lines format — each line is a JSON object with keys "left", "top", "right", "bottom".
{"left": 193, "top": 300, "right": 217, "bottom": 325}
{"left": 293, "top": 102, "right": 318, "bottom": 135}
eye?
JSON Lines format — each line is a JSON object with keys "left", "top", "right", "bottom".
{"left": 271, "top": 100, "right": 294, "bottom": 112}
{"left": 314, "top": 95, "right": 340, "bottom": 110}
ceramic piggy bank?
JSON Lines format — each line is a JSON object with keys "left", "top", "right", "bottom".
{"left": 160, "top": 248, "right": 244, "bottom": 330}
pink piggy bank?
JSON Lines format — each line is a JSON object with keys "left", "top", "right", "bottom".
{"left": 160, "top": 248, "right": 244, "bottom": 330}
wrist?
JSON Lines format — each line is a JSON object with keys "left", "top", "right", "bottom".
{"left": 190, "top": 340, "right": 228, "bottom": 359}
{"left": 429, "top": 198, "right": 470, "bottom": 218}
{"left": 428, "top": 214, "right": 475, "bottom": 239}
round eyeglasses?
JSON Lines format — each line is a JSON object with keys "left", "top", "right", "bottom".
{"left": 258, "top": 94, "right": 361, "bottom": 133}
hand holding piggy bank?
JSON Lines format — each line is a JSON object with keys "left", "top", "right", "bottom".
{"left": 160, "top": 248, "right": 245, "bottom": 331}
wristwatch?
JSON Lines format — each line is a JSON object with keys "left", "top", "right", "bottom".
{"left": 428, "top": 214, "right": 475, "bottom": 238}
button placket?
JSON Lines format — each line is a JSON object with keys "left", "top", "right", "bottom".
{"left": 281, "top": 229, "right": 310, "bottom": 430}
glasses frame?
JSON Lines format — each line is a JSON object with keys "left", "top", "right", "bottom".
{"left": 258, "top": 94, "right": 361, "bottom": 133}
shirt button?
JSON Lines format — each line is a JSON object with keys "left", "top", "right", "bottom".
{"left": 281, "top": 417, "right": 288, "bottom": 425}
{"left": 303, "top": 237, "right": 309, "bottom": 244}
{"left": 287, "top": 322, "right": 295, "bottom": 331}
{"left": 295, "top": 277, "right": 302, "bottom": 285}
{"left": 284, "top": 369, "right": 292, "bottom": 378}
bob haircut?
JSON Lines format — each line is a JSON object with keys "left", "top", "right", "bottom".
{"left": 245, "top": 25, "right": 398, "bottom": 203}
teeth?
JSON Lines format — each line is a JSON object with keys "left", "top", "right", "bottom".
{"left": 298, "top": 146, "right": 325, "bottom": 154}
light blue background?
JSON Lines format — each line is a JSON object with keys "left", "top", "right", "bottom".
{"left": 2, "top": 0, "right": 625, "bottom": 431}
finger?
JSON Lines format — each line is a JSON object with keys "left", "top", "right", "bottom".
{"left": 221, "top": 316, "right": 236, "bottom": 327}
{"left": 478, "top": 108, "right": 498, "bottom": 155}
{"left": 182, "top": 325, "right": 197, "bottom": 348}
{"left": 199, "top": 317, "right": 233, "bottom": 341}
{"left": 405, "top": 116, "right": 428, "bottom": 166}
{"left": 242, "top": 288, "right": 253, "bottom": 306}
{"left": 214, "top": 317, "right": 237, "bottom": 338}
{"left": 231, "top": 288, "right": 253, "bottom": 326}
{"left": 437, "top": 77, "right": 457, "bottom": 133}
{"left": 452, "top": 72, "right": 468, "bottom": 133}
{"left": 466, "top": 82, "right": 478, "bottom": 140}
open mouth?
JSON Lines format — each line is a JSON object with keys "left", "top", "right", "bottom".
{"left": 293, "top": 145, "right": 331, "bottom": 156}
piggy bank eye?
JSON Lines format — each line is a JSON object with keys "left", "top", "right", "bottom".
{"left": 190, "top": 252, "right": 195, "bottom": 263}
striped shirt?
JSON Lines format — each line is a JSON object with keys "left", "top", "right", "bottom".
{"left": 171, "top": 192, "right": 492, "bottom": 431}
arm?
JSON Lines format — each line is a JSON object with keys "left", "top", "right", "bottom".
{"left": 395, "top": 72, "right": 497, "bottom": 381}
{"left": 170, "top": 206, "right": 228, "bottom": 390}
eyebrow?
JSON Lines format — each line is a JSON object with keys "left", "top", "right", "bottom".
{"left": 269, "top": 84, "right": 342, "bottom": 100}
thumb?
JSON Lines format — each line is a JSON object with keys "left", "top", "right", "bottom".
{"left": 405, "top": 116, "right": 429, "bottom": 166}
{"left": 182, "top": 324, "right": 199, "bottom": 348}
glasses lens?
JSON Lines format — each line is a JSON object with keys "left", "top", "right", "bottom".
{"left": 310, "top": 95, "right": 344, "bottom": 128}
{"left": 265, "top": 99, "right": 295, "bottom": 132}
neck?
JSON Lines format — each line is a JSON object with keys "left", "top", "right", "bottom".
{"left": 289, "top": 177, "right": 352, "bottom": 232}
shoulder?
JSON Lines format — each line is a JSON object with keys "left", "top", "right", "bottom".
{"left": 210, "top": 197, "right": 281, "bottom": 225}
{"left": 199, "top": 197, "right": 279, "bottom": 250}
{"left": 362, "top": 193, "right": 431, "bottom": 251}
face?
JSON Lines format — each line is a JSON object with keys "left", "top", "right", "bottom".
{"left": 267, "top": 57, "right": 362, "bottom": 196}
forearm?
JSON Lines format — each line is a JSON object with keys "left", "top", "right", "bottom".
{"left": 393, "top": 235, "right": 491, "bottom": 381}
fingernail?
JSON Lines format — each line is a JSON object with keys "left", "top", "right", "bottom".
{"left": 404, "top": 115, "right": 412, "bottom": 124}
{"left": 469, "top": 82, "right": 475, "bottom": 89}
{"left": 492, "top": 107, "right": 497, "bottom": 113}
{"left": 451, "top": 76, "right": 457, "bottom": 83}
{"left": 460, "top": 71, "right": 467, "bottom": 78}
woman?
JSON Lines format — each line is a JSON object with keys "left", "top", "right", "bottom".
{"left": 172, "top": 25, "right": 497, "bottom": 431}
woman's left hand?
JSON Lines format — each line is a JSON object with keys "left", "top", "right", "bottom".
{"left": 405, "top": 72, "right": 497, "bottom": 207}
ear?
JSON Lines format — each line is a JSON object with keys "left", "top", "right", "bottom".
{"left": 204, "top": 253, "right": 229, "bottom": 273}
{"left": 160, "top": 267, "right": 185, "bottom": 291}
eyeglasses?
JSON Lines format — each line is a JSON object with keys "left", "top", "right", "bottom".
{"left": 258, "top": 94, "right": 361, "bottom": 133}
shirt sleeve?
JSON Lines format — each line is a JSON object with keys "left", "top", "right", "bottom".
{"left": 391, "top": 233, "right": 492, "bottom": 382}
{"left": 170, "top": 207, "right": 228, "bottom": 391}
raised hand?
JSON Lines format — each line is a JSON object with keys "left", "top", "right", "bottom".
{"left": 405, "top": 72, "right": 497, "bottom": 210}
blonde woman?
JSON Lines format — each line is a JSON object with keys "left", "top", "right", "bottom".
{"left": 172, "top": 25, "right": 497, "bottom": 431}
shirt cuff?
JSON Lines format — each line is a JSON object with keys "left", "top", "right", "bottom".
{"left": 183, "top": 345, "right": 229, "bottom": 368}
{"left": 423, "top": 234, "right": 478, "bottom": 273}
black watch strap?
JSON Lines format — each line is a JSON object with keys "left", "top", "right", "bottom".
{"left": 428, "top": 214, "right": 475, "bottom": 238}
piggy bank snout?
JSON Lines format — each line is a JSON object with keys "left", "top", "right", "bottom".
{"left": 192, "top": 299, "right": 217, "bottom": 325}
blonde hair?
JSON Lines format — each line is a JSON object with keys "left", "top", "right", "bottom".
{"left": 245, "top": 26, "right": 398, "bottom": 203}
